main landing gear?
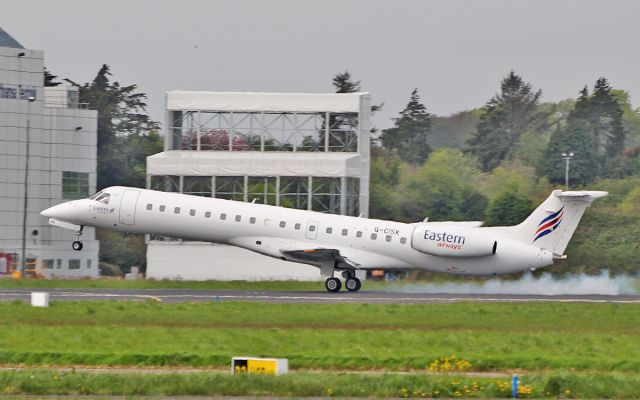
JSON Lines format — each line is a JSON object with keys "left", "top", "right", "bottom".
{"left": 72, "top": 226, "right": 84, "bottom": 251}
{"left": 324, "top": 270, "right": 361, "bottom": 293}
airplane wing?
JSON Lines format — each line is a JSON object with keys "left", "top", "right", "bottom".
{"left": 227, "top": 237, "right": 360, "bottom": 270}
{"left": 281, "top": 248, "right": 360, "bottom": 269}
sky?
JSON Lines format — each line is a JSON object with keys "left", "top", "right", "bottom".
{"left": 4, "top": 0, "right": 639, "bottom": 131}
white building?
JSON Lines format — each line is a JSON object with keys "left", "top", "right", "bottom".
{"left": 0, "top": 27, "right": 99, "bottom": 278}
{"left": 145, "top": 91, "right": 371, "bottom": 280}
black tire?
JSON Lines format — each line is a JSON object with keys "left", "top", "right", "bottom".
{"left": 72, "top": 241, "right": 83, "bottom": 251}
{"left": 345, "top": 277, "right": 361, "bottom": 292}
{"left": 325, "top": 277, "right": 342, "bottom": 292}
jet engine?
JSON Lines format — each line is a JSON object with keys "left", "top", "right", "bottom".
{"left": 411, "top": 224, "right": 497, "bottom": 257}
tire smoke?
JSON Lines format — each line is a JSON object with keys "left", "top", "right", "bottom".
{"left": 396, "top": 272, "right": 639, "bottom": 295}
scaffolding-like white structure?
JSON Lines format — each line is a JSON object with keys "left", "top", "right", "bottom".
{"left": 145, "top": 91, "right": 371, "bottom": 281}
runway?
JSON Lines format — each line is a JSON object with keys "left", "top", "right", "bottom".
{"left": 1, "top": 288, "right": 640, "bottom": 304}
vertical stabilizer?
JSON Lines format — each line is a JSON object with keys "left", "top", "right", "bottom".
{"left": 510, "top": 190, "right": 607, "bottom": 255}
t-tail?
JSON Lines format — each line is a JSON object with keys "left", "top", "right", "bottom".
{"left": 509, "top": 190, "right": 607, "bottom": 256}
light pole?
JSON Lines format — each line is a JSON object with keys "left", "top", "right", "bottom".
{"left": 561, "top": 152, "right": 574, "bottom": 191}
{"left": 20, "top": 96, "right": 36, "bottom": 277}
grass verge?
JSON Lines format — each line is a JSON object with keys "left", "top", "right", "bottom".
{"left": 1, "top": 370, "right": 640, "bottom": 398}
{"left": 1, "top": 301, "right": 639, "bottom": 372}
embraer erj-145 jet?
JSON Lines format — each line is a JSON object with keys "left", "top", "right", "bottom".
{"left": 41, "top": 187, "right": 606, "bottom": 292}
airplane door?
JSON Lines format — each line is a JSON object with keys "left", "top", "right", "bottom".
{"left": 119, "top": 189, "right": 140, "bottom": 225}
{"left": 305, "top": 220, "right": 318, "bottom": 240}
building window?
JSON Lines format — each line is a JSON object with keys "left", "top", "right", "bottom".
{"left": 146, "top": 204, "right": 153, "bottom": 210}
{"left": 69, "top": 259, "right": 81, "bottom": 270}
{"left": 371, "top": 233, "right": 377, "bottom": 240}
{"left": 400, "top": 237, "right": 407, "bottom": 244}
{"left": 174, "top": 207, "right": 181, "bottom": 214}
{"left": 159, "top": 205, "right": 166, "bottom": 212}
{"left": 87, "top": 259, "right": 92, "bottom": 269}
{"left": 44, "top": 259, "right": 54, "bottom": 269}
{"left": 62, "top": 171, "right": 90, "bottom": 200}
{"left": 215, "top": 176, "right": 244, "bottom": 201}
{"left": 326, "top": 227, "right": 333, "bottom": 234}
{"left": 294, "top": 223, "right": 301, "bottom": 230}
{"left": 205, "top": 211, "right": 211, "bottom": 218}
{"left": 184, "top": 176, "right": 212, "bottom": 197}
{"left": 190, "top": 209, "right": 196, "bottom": 216}
{"left": 220, "top": 213, "right": 227, "bottom": 220}
{"left": 342, "top": 229, "right": 348, "bottom": 236}
{"left": 56, "top": 259, "right": 62, "bottom": 269}
{"left": 386, "top": 235, "right": 392, "bottom": 242}
{"left": 250, "top": 217, "right": 256, "bottom": 224}
{"left": 235, "top": 215, "right": 241, "bottom": 222}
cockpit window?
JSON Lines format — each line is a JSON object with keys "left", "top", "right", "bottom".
{"left": 88, "top": 191, "right": 104, "bottom": 200}
{"left": 95, "top": 193, "right": 111, "bottom": 204}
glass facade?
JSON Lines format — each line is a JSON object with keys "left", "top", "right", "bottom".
{"left": 170, "top": 111, "right": 359, "bottom": 153}
{"left": 62, "top": 171, "right": 90, "bottom": 200}
{"left": 149, "top": 174, "right": 359, "bottom": 215}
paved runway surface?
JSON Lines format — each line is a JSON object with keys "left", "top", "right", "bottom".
{"left": 1, "top": 288, "right": 639, "bottom": 303}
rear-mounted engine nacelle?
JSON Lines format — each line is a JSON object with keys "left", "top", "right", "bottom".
{"left": 411, "top": 224, "right": 497, "bottom": 258}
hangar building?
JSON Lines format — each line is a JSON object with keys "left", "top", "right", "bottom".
{"left": 145, "top": 91, "right": 371, "bottom": 280}
{"left": 0, "top": 27, "right": 99, "bottom": 278}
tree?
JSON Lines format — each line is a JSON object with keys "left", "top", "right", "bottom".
{"left": 467, "top": 71, "right": 549, "bottom": 171}
{"left": 66, "top": 64, "right": 160, "bottom": 189}
{"left": 332, "top": 71, "right": 361, "bottom": 93}
{"left": 542, "top": 79, "right": 628, "bottom": 184}
{"left": 590, "top": 78, "right": 625, "bottom": 158}
{"left": 379, "top": 89, "right": 432, "bottom": 164}
{"left": 44, "top": 67, "right": 61, "bottom": 87}
{"left": 484, "top": 184, "right": 534, "bottom": 226}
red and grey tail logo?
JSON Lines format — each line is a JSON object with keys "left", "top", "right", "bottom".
{"left": 534, "top": 206, "right": 564, "bottom": 242}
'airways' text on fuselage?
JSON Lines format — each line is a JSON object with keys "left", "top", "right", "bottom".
{"left": 424, "top": 230, "right": 466, "bottom": 244}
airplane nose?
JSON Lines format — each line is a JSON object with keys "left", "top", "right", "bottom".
{"left": 41, "top": 202, "right": 76, "bottom": 219}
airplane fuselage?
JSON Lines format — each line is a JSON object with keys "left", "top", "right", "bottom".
{"left": 44, "top": 187, "right": 555, "bottom": 276}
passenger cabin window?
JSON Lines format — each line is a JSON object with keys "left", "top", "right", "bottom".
{"left": 174, "top": 207, "right": 180, "bottom": 214}
{"left": 371, "top": 233, "right": 377, "bottom": 240}
{"left": 356, "top": 231, "right": 363, "bottom": 238}
{"left": 189, "top": 209, "right": 196, "bottom": 216}
{"left": 159, "top": 205, "right": 166, "bottom": 212}
{"left": 250, "top": 217, "right": 256, "bottom": 224}
{"left": 279, "top": 221, "right": 286, "bottom": 228}
{"left": 400, "top": 237, "right": 407, "bottom": 244}
{"left": 385, "top": 235, "right": 392, "bottom": 242}
{"left": 326, "top": 227, "right": 333, "bottom": 234}
{"left": 146, "top": 203, "right": 152, "bottom": 211}
{"left": 342, "top": 229, "right": 348, "bottom": 236}
{"left": 309, "top": 225, "right": 316, "bottom": 232}
{"left": 220, "top": 213, "right": 227, "bottom": 220}
{"left": 235, "top": 215, "right": 241, "bottom": 222}
{"left": 205, "top": 211, "right": 211, "bottom": 218}
{"left": 294, "top": 223, "right": 301, "bottom": 230}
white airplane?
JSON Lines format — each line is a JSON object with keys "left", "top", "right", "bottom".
{"left": 41, "top": 186, "right": 607, "bottom": 292}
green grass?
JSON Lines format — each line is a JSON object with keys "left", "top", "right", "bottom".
{"left": 1, "top": 369, "right": 640, "bottom": 398}
{"left": 1, "top": 301, "right": 639, "bottom": 372}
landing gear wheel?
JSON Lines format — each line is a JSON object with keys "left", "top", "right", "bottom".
{"left": 325, "top": 277, "right": 342, "bottom": 292}
{"left": 345, "top": 277, "right": 361, "bottom": 292}
{"left": 72, "top": 241, "right": 83, "bottom": 251}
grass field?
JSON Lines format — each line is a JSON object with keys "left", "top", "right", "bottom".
{"left": 2, "top": 369, "right": 640, "bottom": 398}
{"left": 1, "top": 300, "right": 639, "bottom": 373}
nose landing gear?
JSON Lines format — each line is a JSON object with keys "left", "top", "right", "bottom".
{"left": 72, "top": 226, "right": 84, "bottom": 251}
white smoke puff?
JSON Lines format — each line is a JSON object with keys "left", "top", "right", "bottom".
{"left": 397, "top": 271, "right": 639, "bottom": 296}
